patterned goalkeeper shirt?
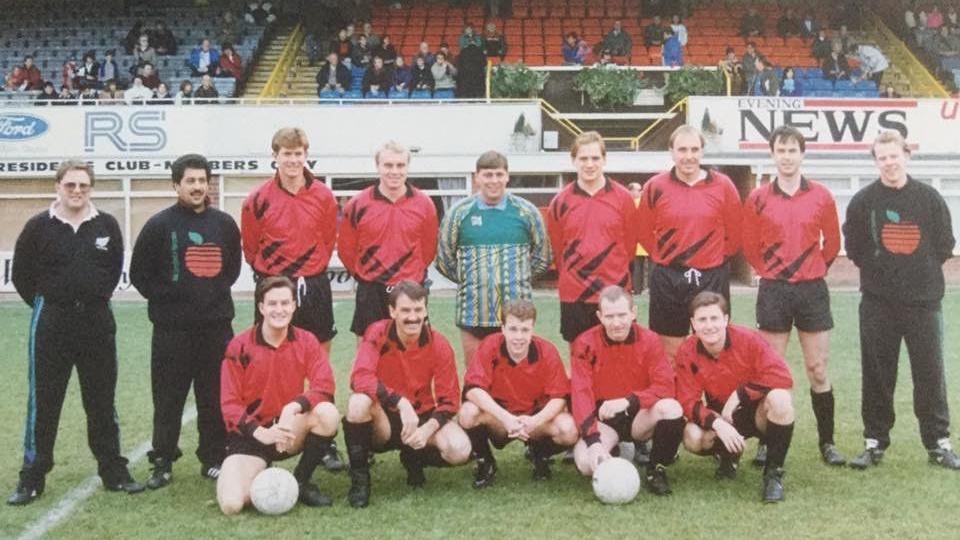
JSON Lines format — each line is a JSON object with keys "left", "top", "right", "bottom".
{"left": 437, "top": 193, "right": 551, "bottom": 328}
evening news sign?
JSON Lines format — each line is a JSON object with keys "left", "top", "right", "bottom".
{"left": 688, "top": 96, "right": 960, "bottom": 154}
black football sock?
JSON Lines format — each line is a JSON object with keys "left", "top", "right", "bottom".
{"left": 649, "top": 417, "right": 684, "bottom": 466}
{"left": 417, "top": 446, "right": 447, "bottom": 468}
{"left": 529, "top": 438, "right": 565, "bottom": 460}
{"left": 764, "top": 421, "right": 795, "bottom": 471}
{"left": 811, "top": 388, "right": 836, "bottom": 447}
{"left": 293, "top": 433, "right": 332, "bottom": 483}
{"left": 466, "top": 426, "right": 494, "bottom": 462}
{"left": 343, "top": 420, "right": 373, "bottom": 471}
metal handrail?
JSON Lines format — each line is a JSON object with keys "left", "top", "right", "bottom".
{"left": 259, "top": 23, "right": 305, "bottom": 98}
{"left": 630, "top": 96, "right": 688, "bottom": 150}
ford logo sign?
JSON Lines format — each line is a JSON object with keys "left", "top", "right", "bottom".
{"left": 0, "top": 114, "right": 49, "bottom": 141}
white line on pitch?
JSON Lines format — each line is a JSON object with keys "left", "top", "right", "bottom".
{"left": 17, "top": 407, "right": 199, "bottom": 540}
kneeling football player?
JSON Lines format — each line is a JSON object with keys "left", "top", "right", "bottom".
{"left": 343, "top": 281, "right": 470, "bottom": 508}
{"left": 677, "top": 291, "right": 795, "bottom": 503}
{"left": 571, "top": 286, "right": 684, "bottom": 496}
{"left": 216, "top": 276, "right": 341, "bottom": 515}
{"left": 459, "top": 299, "right": 578, "bottom": 488}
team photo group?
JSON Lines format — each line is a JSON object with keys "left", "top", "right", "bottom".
{"left": 7, "top": 121, "right": 958, "bottom": 514}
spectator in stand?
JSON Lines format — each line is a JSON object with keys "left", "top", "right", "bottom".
{"left": 78, "top": 87, "right": 99, "bottom": 106}
{"left": 194, "top": 74, "right": 220, "bottom": 103}
{"left": 151, "top": 21, "right": 178, "bottom": 55}
{"left": 483, "top": 22, "right": 507, "bottom": 61}
{"left": 456, "top": 41, "right": 486, "bottom": 98}
{"left": 905, "top": 5, "right": 917, "bottom": 33}
{"left": 662, "top": 27, "right": 684, "bottom": 67}
{"left": 439, "top": 42, "right": 455, "bottom": 64}
{"left": 881, "top": 84, "right": 901, "bottom": 98}
{"left": 948, "top": 5, "right": 958, "bottom": 27}
{"left": 750, "top": 56, "right": 780, "bottom": 96}
{"left": 853, "top": 44, "right": 889, "bottom": 85}
{"left": 459, "top": 24, "right": 483, "bottom": 51}
{"left": 375, "top": 36, "right": 398, "bottom": 66}
{"left": 99, "top": 50, "right": 118, "bottom": 86}
{"left": 601, "top": 21, "right": 633, "bottom": 57}
{"left": 801, "top": 11, "right": 819, "bottom": 40}
{"left": 125, "top": 20, "right": 146, "bottom": 54}
{"left": 431, "top": 51, "right": 458, "bottom": 92}
{"left": 485, "top": 0, "right": 511, "bottom": 18}
{"left": 18, "top": 56, "right": 44, "bottom": 91}
{"left": 360, "top": 21, "right": 381, "bottom": 49}
{"left": 100, "top": 80, "right": 124, "bottom": 103}
{"left": 596, "top": 49, "right": 617, "bottom": 68}
{"left": 777, "top": 8, "right": 802, "bottom": 40}
{"left": 219, "top": 44, "right": 244, "bottom": 78}
{"left": 392, "top": 55, "right": 412, "bottom": 95}
{"left": 61, "top": 58, "right": 78, "bottom": 91}
{"left": 34, "top": 81, "right": 58, "bottom": 104}
{"left": 416, "top": 41, "right": 436, "bottom": 66}
{"left": 779, "top": 66, "right": 803, "bottom": 96}
{"left": 317, "top": 51, "right": 351, "bottom": 95}
{"left": 55, "top": 85, "right": 76, "bottom": 105}
{"left": 140, "top": 62, "right": 161, "bottom": 90}
{"left": 133, "top": 34, "right": 158, "bottom": 76}
{"left": 719, "top": 47, "right": 745, "bottom": 94}
{"left": 362, "top": 56, "right": 392, "bottom": 96}
{"left": 741, "top": 41, "right": 760, "bottom": 85}
{"left": 175, "top": 79, "right": 194, "bottom": 105}
{"left": 150, "top": 82, "right": 174, "bottom": 104}
{"left": 927, "top": 5, "right": 945, "bottom": 29}
{"left": 331, "top": 28, "right": 352, "bottom": 60}
{"left": 812, "top": 29, "right": 832, "bottom": 61}
{"left": 76, "top": 52, "right": 99, "bottom": 90}
{"left": 190, "top": 39, "right": 221, "bottom": 77}
{"left": 351, "top": 35, "right": 374, "bottom": 68}
{"left": 837, "top": 25, "right": 856, "bottom": 54}
{"left": 644, "top": 15, "right": 666, "bottom": 47}
{"left": 411, "top": 55, "right": 435, "bottom": 91}
{"left": 932, "top": 25, "right": 960, "bottom": 56}
{"left": 125, "top": 77, "right": 154, "bottom": 104}
{"left": 823, "top": 41, "right": 851, "bottom": 80}
{"left": 670, "top": 14, "right": 689, "bottom": 47}
{"left": 218, "top": 12, "right": 244, "bottom": 47}
{"left": 562, "top": 33, "right": 587, "bottom": 65}
{"left": 740, "top": 7, "right": 765, "bottom": 38}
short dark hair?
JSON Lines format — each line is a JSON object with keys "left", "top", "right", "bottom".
{"left": 171, "top": 153, "right": 211, "bottom": 184}
{"left": 254, "top": 276, "right": 296, "bottom": 323}
{"left": 689, "top": 291, "right": 729, "bottom": 317}
{"left": 769, "top": 125, "right": 806, "bottom": 153}
{"left": 388, "top": 280, "right": 429, "bottom": 307}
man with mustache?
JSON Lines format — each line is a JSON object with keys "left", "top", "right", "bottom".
{"left": 342, "top": 280, "right": 470, "bottom": 508}
{"left": 130, "top": 153, "right": 242, "bottom": 488}
{"left": 458, "top": 299, "right": 576, "bottom": 488}
{"left": 638, "top": 125, "right": 743, "bottom": 364}
{"left": 241, "top": 127, "right": 344, "bottom": 471}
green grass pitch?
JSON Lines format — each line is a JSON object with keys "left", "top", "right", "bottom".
{"left": 2, "top": 291, "right": 960, "bottom": 539}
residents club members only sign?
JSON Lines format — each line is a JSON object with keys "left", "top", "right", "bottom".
{"left": 688, "top": 96, "right": 960, "bottom": 155}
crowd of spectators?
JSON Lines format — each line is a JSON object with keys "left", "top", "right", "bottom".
{"left": 903, "top": 2, "right": 960, "bottom": 90}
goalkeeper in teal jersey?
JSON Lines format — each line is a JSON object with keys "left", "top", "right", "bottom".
{"left": 437, "top": 151, "right": 552, "bottom": 363}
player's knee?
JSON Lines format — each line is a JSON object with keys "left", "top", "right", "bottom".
{"left": 573, "top": 451, "right": 594, "bottom": 477}
{"left": 682, "top": 422, "right": 706, "bottom": 452}
{"left": 805, "top": 361, "right": 829, "bottom": 387}
{"left": 441, "top": 431, "right": 472, "bottom": 465}
{"left": 553, "top": 414, "right": 579, "bottom": 446}
{"left": 654, "top": 398, "right": 683, "bottom": 420}
{"left": 457, "top": 402, "right": 481, "bottom": 429}
{"left": 218, "top": 494, "right": 245, "bottom": 516}
{"left": 765, "top": 389, "right": 794, "bottom": 422}
{"left": 311, "top": 401, "right": 340, "bottom": 434}
{"left": 346, "top": 393, "right": 373, "bottom": 422}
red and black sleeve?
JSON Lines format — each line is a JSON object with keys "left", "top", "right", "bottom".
{"left": 570, "top": 338, "right": 602, "bottom": 445}
{"left": 430, "top": 336, "right": 461, "bottom": 426}
{"left": 541, "top": 341, "right": 571, "bottom": 400}
{"left": 462, "top": 336, "right": 496, "bottom": 399}
{"left": 722, "top": 179, "right": 744, "bottom": 259}
{"left": 295, "top": 335, "right": 336, "bottom": 412}
{"left": 240, "top": 189, "right": 263, "bottom": 266}
{"left": 819, "top": 190, "right": 841, "bottom": 267}
{"left": 741, "top": 189, "right": 765, "bottom": 273}
{"left": 220, "top": 338, "right": 259, "bottom": 436}
{"left": 675, "top": 344, "right": 720, "bottom": 430}
{"left": 735, "top": 332, "right": 794, "bottom": 404}
{"left": 631, "top": 335, "right": 676, "bottom": 411}
{"left": 337, "top": 196, "right": 360, "bottom": 277}
{"left": 350, "top": 327, "right": 403, "bottom": 410}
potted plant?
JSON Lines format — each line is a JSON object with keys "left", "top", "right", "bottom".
{"left": 663, "top": 67, "right": 725, "bottom": 103}
{"left": 490, "top": 63, "right": 549, "bottom": 98}
{"left": 573, "top": 66, "right": 643, "bottom": 110}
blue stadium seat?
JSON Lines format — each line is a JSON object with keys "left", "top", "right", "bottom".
{"left": 434, "top": 88, "right": 455, "bottom": 99}
{"left": 809, "top": 78, "right": 834, "bottom": 90}
{"left": 364, "top": 90, "right": 387, "bottom": 99}
{"left": 800, "top": 67, "right": 823, "bottom": 79}
{"left": 319, "top": 89, "right": 342, "bottom": 99}
{"left": 388, "top": 89, "right": 410, "bottom": 99}
{"left": 834, "top": 80, "right": 854, "bottom": 91}
{"left": 854, "top": 80, "right": 877, "bottom": 91}
{"left": 410, "top": 89, "right": 432, "bottom": 99}
{"left": 344, "top": 89, "right": 362, "bottom": 99}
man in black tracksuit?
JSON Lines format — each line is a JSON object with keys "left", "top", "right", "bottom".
{"left": 844, "top": 131, "right": 960, "bottom": 471}
{"left": 8, "top": 160, "right": 144, "bottom": 506}
{"left": 130, "top": 154, "right": 241, "bottom": 488}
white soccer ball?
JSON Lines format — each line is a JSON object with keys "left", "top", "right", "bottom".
{"left": 592, "top": 457, "right": 641, "bottom": 505}
{"left": 250, "top": 467, "right": 299, "bottom": 515}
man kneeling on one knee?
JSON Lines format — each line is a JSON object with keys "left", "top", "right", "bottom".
{"left": 342, "top": 281, "right": 471, "bottom": 508}
{"left": 676, "top": 291, "right": 795, "bottom": 503}
{"left": 217, "top": 276, "right": 340, "bottom": 515}
{"left": 459, "top": 299, "right": 578, "bottom": 488}
{"left": 571, "top": 285, "right": 685, "bottom": 496}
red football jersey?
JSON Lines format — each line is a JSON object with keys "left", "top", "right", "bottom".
{"left": 743, "top": 177, "right": 840, "bottom": 282}
{"left": 221, "top": 326, "right": 335, "bottom": 435}
{"left": 570, "top": 323, "right": 675, "bottom": 444}
{"left": 463, "top": 333, "right": 570, "bottom": 415}
{"left": 240, "top": 169, "right": 338, "bottom": 277}
{"left": 675, "top": 324, "right": 794, "bottom": 429}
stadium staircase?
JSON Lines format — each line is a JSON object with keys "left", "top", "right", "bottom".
{"left": 243, "top": 25, "right": 297, "bottom": 97}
